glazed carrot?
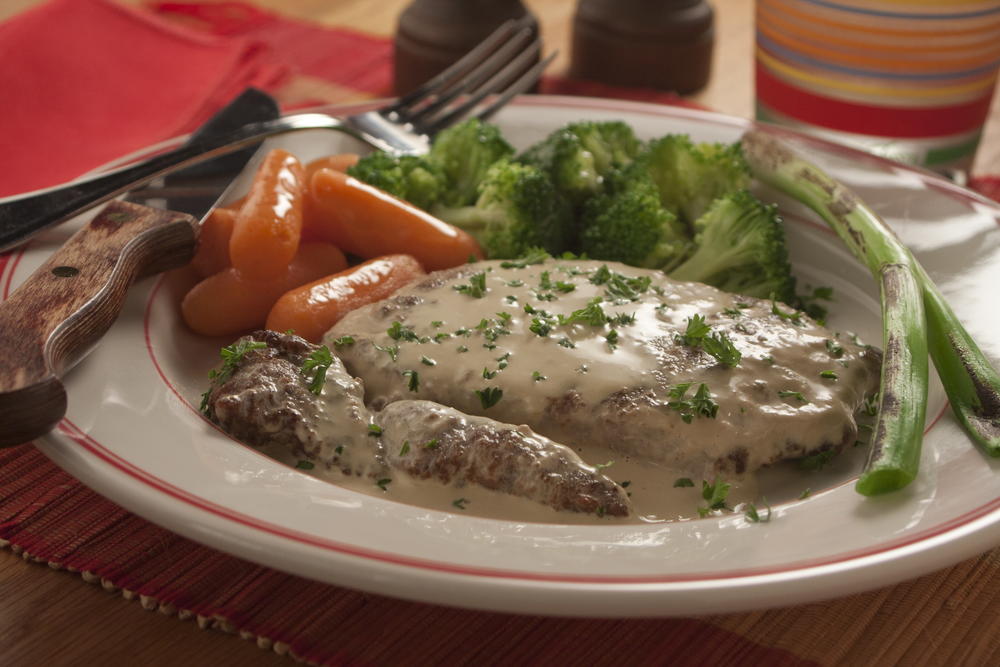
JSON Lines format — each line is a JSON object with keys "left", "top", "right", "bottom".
{"left": 191, "top": 208, "right": 236, "bottom": 279}
{"left": 302, "top": 155, "right": 359, "bottom": 242}
{"left": 304, "top": 153, "right": 360, "bottom": 181}
{"left": 229, "top": 149, "right": 305, "bottom": 280}
{"left": 266, "top": 254, "right": 425, "bottom": 343}
{"left": 182, "top": 243, "right": 348, "bottom": 337}
{"left": 307, "top": 168, "right": 483, "bottom": 271}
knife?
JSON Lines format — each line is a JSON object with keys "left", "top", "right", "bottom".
{"left": 0, "top": 89, "right": 281, "bottom": 448}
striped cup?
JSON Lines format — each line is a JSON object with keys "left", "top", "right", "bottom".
{"left": 755, "top": 0, "right": 1000, "bottom": 170}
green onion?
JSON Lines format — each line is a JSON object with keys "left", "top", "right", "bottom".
{"left": 743, "top": 130, "right": 931, "bottom": 495}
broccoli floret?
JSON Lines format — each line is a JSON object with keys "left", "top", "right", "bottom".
{"left": 518, "top": 121, "right": 642, "bottom": 206}
{"left": 579, "top": 175, "right": 692, "bottom": 271}
{"left": 432, "top": 160, "right": 573, "bottom": 259}
{"left": 346, "top": 152, "right": 446, "bottom": 211}
{"left": 631, "top": 135, "right": 751, "bottom": 226}
{"left": 668, "top": 190, "right": 796, "bottom": 303}
{"left": 426, "top": 118, "right": 515, "bottom": 206}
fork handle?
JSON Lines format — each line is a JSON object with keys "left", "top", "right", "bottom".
{"left": 0, "top": 200, "right": 198, "bottom": 448}
{"left": 0, "top": 113, "right": 348, "bottom": 253}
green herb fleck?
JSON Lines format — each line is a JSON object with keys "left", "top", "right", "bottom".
{"left": 376, "top": 478, "right": 392, "bottom": 491}
{"left": 367, "top": 424, "right": 382, "bottom": 437}
{"left": 820, "top": 370, "right": 838, "bottom": 380}
{"left": 452, "top": 497, "right": 469, "bottom": 510}
{"left": 301, "top": 345, "right": 334, "bottom": 395}
{"left": 454, "top": 271, "right": 488, "bottom": 298}
{"left": 532, "top": 371, "right": 547, "bottom": 382}
{"left": 423, "top": 439, "right": 439, "bottom": 450}
{"left": 744, "top": 500, "right": 772, "bottom": 523}
{"left": 778, "top": 390, "right": 808, "bottom": 403}
{"left": 500, "top": 249, "right": 550, "bottom": 269}
{"left": 295, "top": 460, "right": 315, "bottom": 470}
{"left": 673, "top": 477, "right": 695, "bottom": 488}
{"left": 402, "top": 369, "right": 419, "bottom": 392}
{"left": 399, "top": 441, "right": 410, "bottom": 456}
{"left": 475, "top": 387, "right": 503, "bottom": 409}
{"left": 387, "top": 321, "right": 419, "bottom": 341}
{"left": 667, "top": 383, "right": 719, "bottom": 423}
{"left": 605, "top": 329, "right": 619, "bottom": 350}
{"left": 421, "top": 356, "right": 437, "bottom": 366}
{"left": 698, "top": 479, "right": 731, "bottom": 517}
{"left": 330, "top": 335, "right": 355, "bottom": 347}
{"left": 798, "top": 449, "right": 837, "bottom": 471}
{"left": 825, "top": 339, "right": 845, "bottom": 358}
{"left": 799, "top": 488, "right": 812, "bottom": 499}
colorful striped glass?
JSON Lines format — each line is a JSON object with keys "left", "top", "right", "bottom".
{"left": 755, "top": 0, "right": 1000, "bottom": 169}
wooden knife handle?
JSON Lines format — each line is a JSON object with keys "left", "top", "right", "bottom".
{"left": 0, "top": 200, "right": 198, "bottom": 448}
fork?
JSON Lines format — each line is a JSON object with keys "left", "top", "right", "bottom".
{"left": 0, "top": 18, "right": 553, "bottom": 252}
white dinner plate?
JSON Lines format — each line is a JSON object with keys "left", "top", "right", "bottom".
{"left": 7, "top": 96, "right": 1000, "bottom": 617}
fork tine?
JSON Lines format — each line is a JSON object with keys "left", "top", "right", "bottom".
{"left": 383, "top": 17, "right": 525, "bottom": 118}
{"left": 402, "top": 27, "right": 537, "bottom": 129}
{"left": 421, "top": 50, "right": 556, "bottom": 136}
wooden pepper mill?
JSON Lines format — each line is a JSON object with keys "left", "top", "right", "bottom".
{"left": 393, "top": 0, "right": 540, "bottom": 97}
{"left": 570, "top": 0, "right": 714, "bottom": 94}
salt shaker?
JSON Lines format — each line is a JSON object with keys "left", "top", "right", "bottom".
{"left": 393, "top": 0, "right": 540, "bottom": 97}
{"left": 570, "top": 0, "right": 714, "bottom": 94}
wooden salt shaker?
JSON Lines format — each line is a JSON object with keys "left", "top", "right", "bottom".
{"left": 393, "top": 0, "right": 540, "bottom": 97}
{"left": 570, "top": 0, "right": 714, "bottom": 94}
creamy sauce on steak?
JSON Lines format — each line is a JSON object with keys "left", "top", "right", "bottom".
{"left": 206, "top": 259, "right": 879, "bottom": 524}
{"left": 326, "top": 259, "right": 878, "bottom": 480}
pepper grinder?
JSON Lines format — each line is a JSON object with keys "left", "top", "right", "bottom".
{"left": 570, "top": 0, "right": 714, "bottom": 94}
{"left": 393, "top": 0, "right": 540, "bottom": 97}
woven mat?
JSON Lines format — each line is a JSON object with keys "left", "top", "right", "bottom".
{"left": 2, "top": 2, "right": 1000, "bottom": 665}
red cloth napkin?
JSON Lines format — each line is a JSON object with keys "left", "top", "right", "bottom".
{"left": 0, "top": 0, "right": 285, "bottom": 196}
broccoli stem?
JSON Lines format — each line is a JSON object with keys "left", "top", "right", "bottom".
{"left": 741, "top": 129, "right": 929, "bottom": 495}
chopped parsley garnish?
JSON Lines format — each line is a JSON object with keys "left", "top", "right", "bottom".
{"left": 433, "top": 332, "right": 452, "bottom": 343}
{"left": 558, "top": 297, "right": 608, "bottom": 327}
{"left": 532, "top": 371, "right": 547, "bottom": 382}
{"left": 702, "top": 332, "right": 742, "bottom": 367}
{"left": 620, "top": 480, "right": 632, "bottom": 488}
{"left": 200, "top": 339, "right": 268, "bottom": 412}
{"left": 611, "top": 312, "right": 636, "bottom": 326}
{"left": 295, "top": 460, "right": 315, "bottom": 470}
{"left": 376, "top": 478, "right": 392, "bottom": 490}
{"left": 301, "top": 345, "right": 334, "bottom": 395}
{"left": 423, "top": 439, "right": 439, "bottom": 449}
{"left": 374, "top": 343, "right": 400, "bottom": 361}
{"left": 594, "top": 461, "right": 614, "bottom": 471}
{"left": 483, "top": 367, "right": 498, "bottom": 379}
{"left": 421, "top": 356, "right": 437, "bottom": 366}
{"left": 402, "top": 369, "right": 419, "bottom": 392}
{"left": 431, "top": 320, "right": 444, "bottom": 328}
{"left": 863, "top": 393, "right": 879, "bottom": 416}
{"left": 673, "top": 477, "right": 695, "bottom": 488}
{"left": 826, "top": 339, "right": 845, "bottom": 358}
{"left": 399, "top": 441, "right": 410, "bottom": 456}
{"left": 457, "top": 345, "right": 469, "bottom": 353}
{"left": 820, "top": 370, "right": 838, "bottom": 380}
{"left": 744, "top": 500, "right": 772, "bottom": 523}
{"left": 605, "top": 329, "right": 619, "bottom": 350}
{"left": 330, "top": 335, "right": 355, "bottom": 347}
{"left": 387, "top": 321, "right": 419, "bottom": 341}
{"left": 453, "top": 271, "right": 488, "bottom": 298}
{"left": 676, "top": 315, "right": 741, "bottom": 367}
{"left": 667, "top": 383, "right": 719, "bottom": 423}
{"left": 452, "top": 497, "right": 469, "bottom": 510}
{"left": 529, "top": 316, "right": 553, "bottom": 337}
{"left": 799, "top": 488, "right": 812, "bottom": 499}
{"left": 698, "top": 479, "right": 731, "bottom": 517}
{"left": 500, "top": 249, "right": 550, "bottom": 269}
{"left": 589, "top": 265, "right": 651, "bottom": 301}
{"left": 798, "top": 449, "right": 837, "bottom": 471}
{"left": 771, "top": 300, "right": 804, "bottom": 326}
{"left": 557, "top": 337, "right": 576, "bottom": 349}
{"left": 778, "top": 390, "right": 808, "bottom": 403}
{"left": 367, "top": 424, "right": 383, "bottom": 437}
{"left": 335, "top": 445, "right": 344, "bottom": 455}
{"left": 723, "top": 307, "right": 743, "bottom": 318}
{"left": 475, "top": 387, "right": 503, "bottom": 409}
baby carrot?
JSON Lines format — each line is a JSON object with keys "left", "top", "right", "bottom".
{"left": 266, "top": 254, "right": 425, "bottom": 343}
{"left": 302, "top": 154, "right": 360, "bottom": 242}
{"left": 182, "top": 242, "right": 348, "bottom": 337}
{"left": 229, "top": 149, "right": 305, "bottom": 281}
{"left": 304, "top": 154, "right": 360, "bottom": 181}
{"left": 307, "top": 168, "right": 483, "bottom": 271}
{"left": 191, "top": 207, "right": 236, "bottom": 279}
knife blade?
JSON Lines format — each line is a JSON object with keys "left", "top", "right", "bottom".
{"left": 0, "top": 89, "right": 281, "bottom": 448}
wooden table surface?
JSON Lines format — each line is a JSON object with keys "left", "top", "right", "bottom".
{"left": 1, "top": 1, "right": 999, "bottom": 665}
